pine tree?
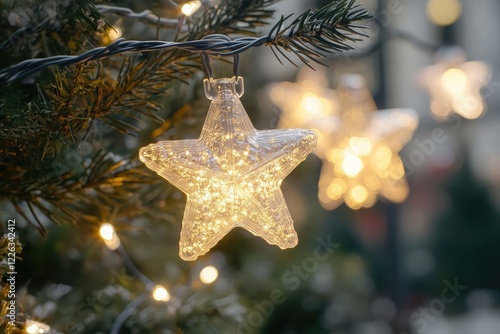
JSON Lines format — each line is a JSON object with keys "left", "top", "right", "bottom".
{"left": 0, "top": 0, "right": 370, "bottom": 332}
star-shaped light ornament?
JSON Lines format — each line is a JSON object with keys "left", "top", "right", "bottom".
{"left": 420, "top": 47, "right": 490, "bottom": 120}
{"left": 318, "top": 74, "right": 418, "bottom": 210}
{"left": 268, "top": 67, "right": 339, "bottom": 157}
{"left": 140, "top": 77, "right": 317, "bottom": 261}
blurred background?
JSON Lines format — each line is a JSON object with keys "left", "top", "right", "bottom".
{"left": 1, "top": 0, "right": 500, "bottom": 333}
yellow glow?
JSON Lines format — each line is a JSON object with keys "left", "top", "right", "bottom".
{"left": 349, "top": 137, "right": 372, "bottom": 156}
{"left": 423, "top": 58, "right": 489, "bottom": 120}
{"left": 140, "top": 77, "right": 317, "bottom": 260}
{"left": 300, "top": 92, "right": 322, "bottom": 114}
{"left": 199, "top": 265, "right": 219, "bottom": 284}
{"left": 152, "top": 285, "right": 170, "bottom": 302}
{"left": 107, "top": 26, "right": 122, "bottom": 42}
{"left": 99, "top": 223, "right": 115, "bottom": 240}
{"left": 427, "top": 0, "right": 462, "bottom": 26}
{"left": 454, "top": 95, "right": 482, "bottom": 119}
{"left": 26, "top": 320, "right": 51, "bottom": 334}
{"left": 317, "top": 75, "right": 417, "bottom": 210}
{"left": 350, "top": 185, "right": 369, "bottom": 204}
{"left": 441, "top": 68, "right": 467, "bottom": 94}
{"left": 271, "top": 67, "right": 338, "bottom": 159}
{"left": 342, "top": 152, "right": 364, "bottom": 177}
{"left": 99, "top": 223, "right": 120, "bottom": 250}
{"left": 326, "top": 179, "right": 346, "bottom": 200}
{"left": 390, "top": 161, "right": 405, "bottom": 180}
{"left": 374, "top": 147, "right": 392, "bottom": 170}
{"left": 181, "top": 0, "right": 202, "bottom": 16}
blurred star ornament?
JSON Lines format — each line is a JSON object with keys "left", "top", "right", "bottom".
{"left": 268, "top": 66, "right": 339, "bottom": 157}
{"left": 318, "top": 74, "right": 418, "bottom": 210}
{"left": 420, "top": 47, "right": 490, "bottom": 120}
{"left": 140, "top": 76, "right": 317, "bottom": 261}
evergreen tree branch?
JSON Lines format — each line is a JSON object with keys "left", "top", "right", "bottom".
{"left": 0, "top": 0, "right": 110, "bottom": 60}
{"left": 0, "top": 0, "right": 369, "bottom": 86}
{"left": 0, "top": 0, "right": 369, "bottom": 230}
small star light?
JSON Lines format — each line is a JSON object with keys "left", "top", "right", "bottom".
{"left": 140, "top": 76, "right": 317, "bottom": 261}
{"left": 420, "top": 47, "right": 490, "bottom": 120}
{"left": 318, "top": 74, "right": 418, "bottom": 210}
{"left": 268, "top": 66, "right": 339, "bottom": 157}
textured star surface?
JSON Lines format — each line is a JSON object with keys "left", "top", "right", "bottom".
{"left": 420, "top": 49, "right": 490, "bottom": 120}
{"left": 140, "top": 77, "right": 317, "bottom": 261}
{"left": 318, "top": 75, "right": 418, "bottom": 210}
{"left": 268, "top": 67, "right": 339, "bottom": 158}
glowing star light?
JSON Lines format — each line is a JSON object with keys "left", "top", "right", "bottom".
{"left": 420, "top": 47, "right": 490, "bottom": 120}
{"left": 140, "top": 77, "right": 317, "bottom": 261}
{"left": 268, "top": 66, "right": 339, "bottom": 157}
{"left": 318, "top": 74, "right": 418, "bottom": 210}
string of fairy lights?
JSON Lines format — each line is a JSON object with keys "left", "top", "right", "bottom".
{"left": 19, "top": 222, "right": 220, "bottom": 334}
{"left": 99, "top": 223, "right": 219, "bottom": 333}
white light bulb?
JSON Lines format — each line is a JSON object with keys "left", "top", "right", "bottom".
{"left": 199, "top": 266, "right": 218, "bottom": 284}
{"left": 341, "top": 153, "right": 364, "bottom": 177}
{"left": 441, "top": 68, "right": 467, "bottom": 94}
{"left": 99, "top": 223, "right": 120, "bottom": 250}
{"left": 25, "top": 320, "right": 51, "bottom": 334}
{"left": 181, "top": 0, "right": 202, "bottom": 16}
{"left": 152, "top": 285, "right": 170, "bottom": 302}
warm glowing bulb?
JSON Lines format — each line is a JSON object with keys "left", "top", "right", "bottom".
{"left": 99, "top": 223, "right": 114, "bottom": 240}
{"left": 350, "top": 185, "right": 369, "bottom": 204}
{"left": 99, "top": 223, "right": 120, "bottom": 250}
{"left": 300, "top": 92, "right": 322, "bottom": 114}
{"left": 342, "top": 153, "right": 364, "bottom": 177}
{"left": 427, "top": 0, "right": 462, "bottom": 26}
{"left": 349, "top": 137, "right": 372, "bottom": 156}
{"left": 199, "top": 265, "right": 218, "bottom": 284}
{"left": 152, "top": 285, "right": 170, "bottom": 302}
{"left": 441, "top": 68, "right": 467, "bottom": 94}
{"left": 181, "top": 0, "right": 201, "bottom": 16}
{"left": 26, "top": 320, "right": 51, "bottom": 334}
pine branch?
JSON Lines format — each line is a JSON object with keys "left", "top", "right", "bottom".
{"left": 0, "top": 0, "right": 369, "bottom": 86}
{"left": 0, "top": 0, "right": 370, "bottom": 231}
{"left": 2, "top": 151, "right": 159, "bottom": 233}
{"left": 47, "top": 0, "right": 276, "bottom": 134}
{"left": 265, "top": 0, "right": 371, "bottom": 67}
{"left": 0, "top": 0, "right": 110, "bottom": 61}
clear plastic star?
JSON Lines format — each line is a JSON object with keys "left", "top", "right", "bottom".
{"left": 268, "top": 67, "right": 339, "bottom": 158}
{"left": 318, "top": 74, "right": 418, "bottom": 210}
{"left": 140, "top": 77, "right": 317, "bottom": 261}
{"left": 420, "top": 47, "right": 490, "bottom": 120}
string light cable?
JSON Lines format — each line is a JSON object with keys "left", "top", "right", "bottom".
{"left": 0, "top": 0, "right": 371, "bottom": 86}
{"left": 99, "top": 223, "right": 172, "bottom": 333}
